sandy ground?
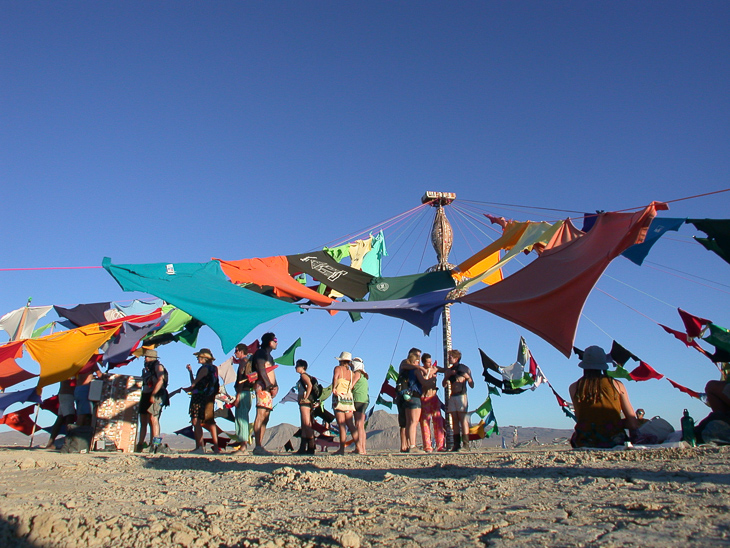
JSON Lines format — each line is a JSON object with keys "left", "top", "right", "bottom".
{"left": 0, "top": 445, "right": 729, "bottom": 548}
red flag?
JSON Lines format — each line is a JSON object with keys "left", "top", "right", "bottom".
{"left": 0, "top": 341, "right": 37, "bottom": 390}
{"left": 678, "top": 308, "right": 711, "bottom": 339}
{"left": 666, "top": 378, "right": 702, "bottom": 399}
{"left": 247, "top": 340, "right": 260, "bottom": 354}
{"left": 40, "top": 395, "right": 60, "bottom": 415}
{"left": 380, "top": 380, "right": 397, "bottom": 399}
{"left": 629, "top": 361, "right": 664, "bottom": 381}
{"left": 0, "top": 404, "right": 37, "bottom": 436}
{"left": 659, "top": 324, "right": 704, "bottom": 350}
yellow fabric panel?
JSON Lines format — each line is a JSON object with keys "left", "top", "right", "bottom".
{"left": 453, "top": 222, "right": 530, "bottom": 281}
{"left": 452, "top": 250, "right": 503, "bottom": 285}
{"left": 469, "top": 420, "right": 486, "bottom": 439}
{"left": 25, "top": 324, "right": 118, "bottom": 389}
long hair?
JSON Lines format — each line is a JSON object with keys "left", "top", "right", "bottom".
{"left": 575, "top": 369, "right": 616, "bottom": 404}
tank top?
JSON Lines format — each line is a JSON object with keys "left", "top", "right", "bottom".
{"left": 573, "top": 376, "right": 627, "bottom": 448}
{"left": 352, "top": 375, "right": 369, "bottom": 404}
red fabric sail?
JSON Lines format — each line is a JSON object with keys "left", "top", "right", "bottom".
{"left": 629, "top": 361, "right": 664, "bottom": 381}
{"left": 666, "top": 378, "right": 702, "bottom": 399}
{"left": 216, "top": 256, "right": 333, "bottom": 306}
{"left": 0, "top": 341, "right": 37, "bottom": 391}
{"left": 678, "top": 308, "right": 711, "bottom": 339}
{"left": 459, "top": 203, "right": 666, "bottom": 356}
{"left": 0, "top": 404, "right": 37, "bottom": 436}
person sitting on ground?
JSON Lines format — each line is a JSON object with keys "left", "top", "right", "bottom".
{"left": 635, "top": 408, "right": 649, "bottom": 426}
{"left": 46, "top": 378, "right": 76, "bottom": 449}
{"left": 569, "top": 345, "right": 639, "bottom": 448}
{"left": 183, "top": 348, "right": 221, "bottom": 454}
{"left": 332, "top": 351, "right": 358, "bottom": 455}
{"left": 351, "top": 357, "right": 370, "bottom": 455}
{"left": 136, "top": 347, "right": 168, "bottom": 453}
{"left": 443, "top": 349, "right": 474, "bottom": 452}
{"left": 295, "top": 359, "right": 316, "bottom": 455}
{"left": 419, "top": 353, "right": 445, "bottom": 452}
{"left": 705, "top": 363, "right": 730, "bottom": 415}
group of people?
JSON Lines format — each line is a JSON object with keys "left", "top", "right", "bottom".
{"left": 133, "top": 337, "right": 730, "bottom": 454}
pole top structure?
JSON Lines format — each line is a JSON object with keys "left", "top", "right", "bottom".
{"left": 422, "top": 191, "right": 456, "bottom": 207}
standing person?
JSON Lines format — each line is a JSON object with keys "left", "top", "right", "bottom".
{"left": 443, "top": 349, "right": 474, "bottom": 452}
{"left": 74, "top": 359, "right": 102, "bottom": 427}
{"left": 396, "top": 347, "right": 424, "bottom": 452}
{"left": 332, "top": 352, "right": 358, "bottom": 455}
{"left": 402, "top": 351, "right": 426, "bottom": 453}
{"left": 45, "top": 378, "right": 76, "bottom": 449}
{"left": 183, "top": 348, "right": 221, "bottom": 454}
{"left": 419, "top": 353, "right": 445, "bottom": 452}
{"left": 569, "top": 345, "right": 639, "bottom": 448}
{"left": 295, "top": 359, "right": 316, "bottom": 455}
{"left": 231, "top": 344, "right": 254, "bottom": 454}
{"left": 252, "top": 332, "right": 279, "bottom": 455}
{"left": 136, "top": 348, "right": 168, "bottom": 453}
{"left": 351, "top": 357, "right": 369, "bottom": 455}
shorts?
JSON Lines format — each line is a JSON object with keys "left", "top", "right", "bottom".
{"left": 74, "top": 384, "right": 92, "bottom": 416}
{"left": 58, "top": 393, "right": 76, "bottom": 418}
{"left": 354, "top": 401, "right": 368, "bottom": 414}
{"left": 139, "top": 393, "right": 164, "bottom": 418}
{"left": 255, "top": 382, "right": 274, "bottom": 410}
{"left": 447, "top": 393, "right": 468, "bottom": 413}
{"left": 402, "top": 394, "right": 422, "bottom": 410}
{"left": 189, "top": 393, "right": 215, "bottom": 421}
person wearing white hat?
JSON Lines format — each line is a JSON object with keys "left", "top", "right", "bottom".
{"left": 135, "top": 347, "right": 168, "bottom": 453}
{"left": 351, "top": 357, "right": 369, "bottom": 454}
{"left": 332, "top": 352, "right": 358, "bottom": 455}
{"left": 569, "top": 345, "right": 639, "bottom": 448}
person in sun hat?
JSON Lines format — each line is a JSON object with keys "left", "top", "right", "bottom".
{"left": 351, "top": 357, "right": 369, "bottom": 455}
{"left": 134, "top": 346, "right": 169, "bottom": 453}
{"left": 183, "top": 348, "right": 221, "bottom": 454}
{"left": 331, "top": 351, "right": 358, "bottom": 455}
{"left": 569, "top": 345, "right": 640, "bottom": 448}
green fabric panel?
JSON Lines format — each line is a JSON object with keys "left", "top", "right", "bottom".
{"left": 508, "top": 372, "right": 535, "bottom": 389}
{"left": 607, "top": 365, "right": 633, "bottom": 380}
{"left": 323, "top": 244, "right": 351, "bottom": 263}
{"left": 485, "top": 422, "right": 499, "bottom": 438}
{"left": 386, "top": 365, "right": 399, "bottom": 383}
{"left": 275, "top": 337, "right": 302, "bottom": 366}
{"left": 347, "top": 309, "right": 363, "bottom": 323}
{"left": 319, "top": 384, "right": 333, "bottom": 403}
{"left": 367, "top": 271, "right": 456, "bottom": 302}
{"left": 474, "top": 397, "right": 493, "bottom": 419}
{"left": 376, "top": 394, "right": 393, "bottom": 409}
{"left": 488, "top": 385, "right": 502, "bottom": 397}
{"left": 103, "top": 258, "right": 298, "bottom": 353}
{"left": 705, "top": 323, "right": 730, "bottom": 353}
{"left": 175, "top": 319, "right": 203, "bottom": 347}
{"left": 147, "top": 306, "right": 193, "bottom": 338}
{"left": 31, "top": 322, "right": 55, "bottom": 338}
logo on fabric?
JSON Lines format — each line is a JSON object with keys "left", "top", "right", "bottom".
{"left": 375, "top": 282, "right": 389, "bottom": 292}
{"left": 166, "top": 264, "right": 175, "bottom": 275}
{"left": 299, "top": 256, "right": 347, "bottom": 282}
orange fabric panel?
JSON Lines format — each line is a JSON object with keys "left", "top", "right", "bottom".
{"left": 453, "top": 222, "right": 530, "bottom": 282}
{"left": 25, "top": 324, "right": 118, "bottom": 389}
{"left": 215, "top": 256, "right": 333, "bottom": 307}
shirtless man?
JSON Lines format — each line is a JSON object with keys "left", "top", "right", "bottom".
{"left": 443, "top": 349, "right": 474, "bottom": 452}
{"left": 252, "top": 333, "right": 279, "bottom": 455}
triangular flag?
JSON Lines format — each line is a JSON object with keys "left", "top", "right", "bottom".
{"left": 274, "top": 338, "right": 302, "bottom": 366}
{"left": 629, "top": 361, "right": 664, "bottom": 381}
{"left": 678, "top": 308, "right": 711, "bottom": 339}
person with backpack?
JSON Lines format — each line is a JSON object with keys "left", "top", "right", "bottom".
{"left": 183, "top": 348, "right": 221, "bottom": 454}
{"left": 295, "top": 359, "right": 318, "bottom": 455}
{"left": 135, "top": 347, "right": 169, "bottom": 453}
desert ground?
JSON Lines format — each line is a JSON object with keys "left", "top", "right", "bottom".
{"left": 0, "top": 443, "right": 729, "bottom": 548}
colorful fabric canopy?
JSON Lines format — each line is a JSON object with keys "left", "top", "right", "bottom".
{"left": 303, "top": 288, "right": 452, "bottom": 335}
{"left": 25, "top": 324, "right": 119, "bottom": 389}
{"left": 0, "top": 305, "right": 53, "bottom": 340}
{"left": 216, "top": 256, "right": 333, "bottom": 306}
{"left": 287, "top": 251, "right": 374, "bottom": 300}
{"left": 621, "top": 217, "right": 685, "bottom": 266}
{"left": 112, "top": 298, "right": 164, "bottom": 316}
{"left": 0, "top": 404, "right": 37, "bottom": 435}
{"left": 102, "top": 313, "right": 171, "bottom": 367}
{"left": 103, "top": 258, "right": 299, "bottom": 352}
{"left": 453, "top": 221, "right": 529, "bottom": 282}
{"left": 0, "top": 341, "right": 37, "bottom": 390}
{"left": 0, "top": 387, "right": 42, "bottom": 416}
{"left": 459, "top": 203, "right": 666, "bottom": 356}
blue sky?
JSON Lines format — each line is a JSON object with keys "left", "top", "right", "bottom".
{"left": 1, "top": 3, "right": 729, "bottom": 438}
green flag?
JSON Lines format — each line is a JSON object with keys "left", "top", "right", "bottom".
{"left": 474, "top": 397, "right": 493, "bottom": 419}
{"left": 376, "top": 394, "right": 393, "bottom": 409}
{"left": 607, "top": 365, "right": 633, "bottom": 380}
{"left": 705, "top": 323, "right": 730, "bottom": 354}
{"left": 509, "top": 372, "right": 535, "bottom": 390}
{"left": 387, "top": 365, "right": 399, "bottom": 383}
{"left": 275, "top": 338, "right": 302, "bottom": 366}
{"left": 485, "top": 421, "right": 499, "bottom": 438}
{"left": 488, "top": 385, "right": 501, "bottom": 397}
{"left": 31, "top": 322, "right": 55, "bottom": 338}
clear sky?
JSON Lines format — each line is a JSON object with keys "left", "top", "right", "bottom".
{"left": 1, "top": 3, "right": 729, "bottom": 438}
